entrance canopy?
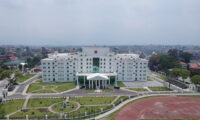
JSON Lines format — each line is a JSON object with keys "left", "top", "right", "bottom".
{"left": 87, "top": 73, "right": 108, "bottom": 80}
{"left": 76, "top": 72, "right": 117, "bottom": 77}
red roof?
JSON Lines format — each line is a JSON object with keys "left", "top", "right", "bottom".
{"left": 190, "top": 63, "right": 200, "bottom": 69}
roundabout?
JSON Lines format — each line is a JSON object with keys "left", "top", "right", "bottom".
{"left": 50, "top": 101, "right": 80, "bottom": 114}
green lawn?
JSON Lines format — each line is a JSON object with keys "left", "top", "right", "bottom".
{"left": 55, "top": 82, "right": 76, "bottom": 92}
{"left": 10, "top": 108, "right": 59, "bottom": 119}
{"left": 147, "top": 78, "right": 153, "bottom": 81}
{"left": 156, "top": 75, "right": 168, "bottom": 81}
{"left": 117, "top": 82, "right": 126, "bottom": 87}
{"left": 0, "top": 99, "right": 25, "bottom": 118}
{"left": 149, "top": 87, "right": 172, "bottom": 91}
{"left": 16, "top": 74, "right": 35, "bottom": 83}
{"left": 27, "top": 81, "right": 76, "bottom": 93}
{"left": 52, "top": 101, "right": 78, "bottom": 113}
{"left": 128, "top": 88, "right": 148, "bottom": 92}
{"left": 66, "top": 105, "right": 112, "bottom": 118}
{"left": 69, "top": 97, "right": 116, "bottom": 105}
{"left": 113, "top": 96, "right": 129, "bottom": 106}
{"left": 27, "top": 98, "right": 65, "bottom": 108}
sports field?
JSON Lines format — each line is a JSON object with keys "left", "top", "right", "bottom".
{"left": 115, "top": 96, "right": 200, "bottom": 120}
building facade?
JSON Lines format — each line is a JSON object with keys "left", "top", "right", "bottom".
{"left": 41, "top": 47, "right": 148, "bottom": 87}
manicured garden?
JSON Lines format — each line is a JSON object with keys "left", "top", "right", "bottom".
{"left": 10, "top": 109, "right": 59, "bottom": 119}
{"left": 27, "top": 80, "right": 76, "bottom": 93}
{"left": 149, "top": 87, "right": 172, "bottom": 91}
{"left": 128, "top": 88, "right": 148, "bottom": 92}
{"left": 52, "top": 101, "right": 78, "bottom": 113}
{"left": 69, "top": 96, "right": 116, "bottom": 105}
{"left": 27, "top": 98, "right": 65, "bottom": 108}
{"left": 1, "top": 96, "right": 133, "bottom": 119}
{"left": 16, "top": 74, "right": 35, "bottom": 83}
{"left": 0, "top": 99, "right": 25, "bottom": 118}
{"left": 66, "top": 105, "right": 112, "bottom": 118}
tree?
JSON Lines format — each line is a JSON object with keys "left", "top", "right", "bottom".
{"left": 180, "top": 69, "right": 190, "bottom": 79}
{"left": 180, "top": 52, "right": 193, "bottom": 63}
{"left": 191, "top": 75, "right": 200, "bottom": 85}
{"left": 15, "top": 71, "right": 23, "bottom": 79}
{"left": 170, "top": 68, "right": 190, "bottom": 82}
{"left": 0, "top": 70, "right": 12, "bottom": 80}
{"left": 170, "top": 68, "right": 181, "bottom": 77}
{"left": 159, "top": 55, "right": 180, "bottom": 70}
{"left": 149, "top": 55, "right": 160, "bottom": 71}
{"left": 168, "top": 49, "right": 178, "bottom": 58}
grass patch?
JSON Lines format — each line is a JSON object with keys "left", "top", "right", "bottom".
{"left": 149, "top": 87, "right": 172, "bottom": 91}
{"left": 52, "top": 101, "right": 78, "bottom": 113}
{"left": 27, "top": 98, "right": 65, "bottom": 108}
{"left": 16, "top": 74, "right": 35, "bottom": 83}
{"left": 27, "top": 81, "right": 76, "bottom": 93}
{"left": 147, "top": 78, "right": 153, "bottom": 81}
{"left": 27, "top": 84, "right": 43, "bottom": 93}
{"left": 55, "top": 82, "right": 76, "bottom": 92}
{"left": 35, "top": 79, "right": 42, "bottom": 83}
{"left": 69, "top": 97, "right": 116, "bottom": 105}
{"left": 10, "top": 108, "right": 59, "bottom": 119}
{"left": 128, "top": 88, "right": 148, "bottom": 92}
{"left": 117, "top": 82, "right": 125, "bottom": 87}
{"left": 156, "top": 75, "right": 168, "bottom": 81}
{"left": 0, "top": 99, "right": 25, "bottom": 118}
{"left": 66, "top": 105, "right": 113, "bottom": 118}
{"left": 113, "top": 96, "right": 129, "bottom": 106}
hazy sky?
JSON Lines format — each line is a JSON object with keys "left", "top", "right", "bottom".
{"left": 0, "top": 0, "right": 200, "bottom": 46}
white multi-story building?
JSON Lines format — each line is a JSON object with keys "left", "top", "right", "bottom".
{"left": 41, "top": 47, "right": 148, "bottom": 89}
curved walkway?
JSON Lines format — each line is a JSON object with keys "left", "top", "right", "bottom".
{"left": 48, "top": 101, "right": 81, "bottom": 114}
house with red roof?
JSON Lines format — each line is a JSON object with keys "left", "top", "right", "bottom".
{"left": 189, "top": 63, "right": 200, "bottom": 74}
{"left": 180, "top": 62, "right": 187, "bottom": 69}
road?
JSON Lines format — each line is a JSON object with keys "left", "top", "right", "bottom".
{"left": 5, "top": 72, "right": 194, "bottom": 100}
{"left": 15, "top": 73, "right": 41, "bottom": 94}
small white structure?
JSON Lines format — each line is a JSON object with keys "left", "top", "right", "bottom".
{"left": 2, "top": 98, "right": 6, "bottom": 104}
{"left": 20, "top": 62, "right": 27, "bottom": 73}
{"left": 189, "top": 84, "right": 197, "bottom": 92}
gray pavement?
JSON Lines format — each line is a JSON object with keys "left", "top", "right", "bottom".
{"left": 5, "top": 72, "right": 195, "bottom": 100}
{"left": 123, "top": 81, "right": 163, "bottom": 88}
{"left": 15, "top": 73, "right": 41, "bottom": 94}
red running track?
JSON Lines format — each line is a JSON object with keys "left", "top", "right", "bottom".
{"left": 115, "top": 96, "right": 200, "bottom": 120}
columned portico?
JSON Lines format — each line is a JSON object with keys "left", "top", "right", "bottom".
{"left": 87, "top": 73, "right": 109, "bottom": 89}
{"left": 76, "top": 72, "right": 117, "bottom": 89}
